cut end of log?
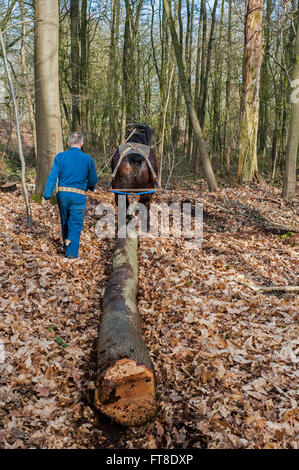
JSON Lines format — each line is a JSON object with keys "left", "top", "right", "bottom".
{"left": 95, "top": 359, "right": 156, "bottom": 426}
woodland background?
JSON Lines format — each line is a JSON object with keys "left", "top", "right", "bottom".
{"left": 0, "top": 0, "right": 298, "bottom": 193}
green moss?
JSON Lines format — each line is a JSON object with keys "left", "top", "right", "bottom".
{"left": 280, "top": 232, "right": 293, "bottom": 239}
{"left": 31, "top": 193, "right": 43, "bottom": 204}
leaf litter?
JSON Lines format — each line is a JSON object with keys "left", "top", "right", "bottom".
{"left": 0, "top": 181, "right": 298, "bottom": 449}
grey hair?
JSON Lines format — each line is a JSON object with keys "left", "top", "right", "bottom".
{"left": 69, "top": 132, "right": 83, "bottom": 145}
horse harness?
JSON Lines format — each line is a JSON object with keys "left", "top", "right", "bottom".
{"left": 109, "top": 142, "right": 159, "bottom": 197}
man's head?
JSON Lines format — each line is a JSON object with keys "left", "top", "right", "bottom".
{"left": 68, "top": 132, "right": 84, "bottom": 149}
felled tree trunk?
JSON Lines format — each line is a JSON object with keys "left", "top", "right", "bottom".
{"left": 95, "top": 231, "right": 156, "bottom": 426}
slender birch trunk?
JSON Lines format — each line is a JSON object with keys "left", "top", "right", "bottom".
{"left": 0, "top": 29, "right": 32, "bottom": 225}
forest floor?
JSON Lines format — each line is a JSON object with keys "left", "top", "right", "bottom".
{"left": 0, "top": 181, "right": 298, "bottom": 449}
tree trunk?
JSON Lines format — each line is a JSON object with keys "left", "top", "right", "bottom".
{"left": 158, "top": 1, "right": 171, "bottom": 184}
{"left": 172, "top": 0, "right": 183, "bottom": 148}
{"left": 80, "top": 0, "right": 88, "bottom": 136}
{"left": 199, "top": 0, "right": 207, "bottom": 122}
{"left": 237, "top": 0, "right": 264, "bottom": 184}
{"left": 107, "top": 0, "right": 120, "bottom": 149}
{"left": 163, "top": 0, "right": 218, "bottom": 191}
{"left": 19, "top": 0, "right": 37, "bottom": 159}
{"left": 70, "top": 0, "right": 80, "bottom": 131}
{"left": 283, "top": 11, "right": 299, "bottom": 198}
{"left": 121, "top": 0, "right": 143, "bottom": 139}
{"left": 0, "top": 30, "right": 32, "bottom": 225}
{"left": 258, "top": 0, "right": 273, "bottom": 157}
{"left": 192, "top": 0, "right": 203, "bottom": 173}
{"left": 34, "top": 0, "right": 63, "bottom": 197}
{"left": 95, "top": 232, "right": 156, "bottom": 426}
{"left": 199, "top": 0, "right": 218, "bottom": 129}
{"left": 211, "top": 0, "right": 224, "bottom": 156}
{"left": 185, "top": 0, "right": 194, "bottom": 161}
{"left": 223, "top": 0, "right": 232, "bottom": 164}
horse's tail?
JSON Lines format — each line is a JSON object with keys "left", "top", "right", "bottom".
{"left": 128, "top": 153, "right": 144, "bottom": 177}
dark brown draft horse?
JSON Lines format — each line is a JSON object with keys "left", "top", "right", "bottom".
{"left": 110, "top": 123, "right": 159, "bottom": 229}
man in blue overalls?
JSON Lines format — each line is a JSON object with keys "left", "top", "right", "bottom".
{"left": 43, "top": 132, "right": 98, "bottom": 258}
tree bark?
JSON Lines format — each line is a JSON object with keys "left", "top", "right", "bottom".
{"left": 223, "top": 0, "right": 232, "bottom": 164}
{"left": 121, "top": 0, "right": 143, "bottom": 139}
{"left": 237, "top": 0, "right": 264, "bottom": 183}
{"left": 211, "top": 0, "right": 224, "bottom": 156}
{"left": 107, "top": 0, "right": 120, "bottom": 149}
{"left": 192, "top": 0, "right": 203, "bottom": 172}
{"left": 199, "top": 0, "right": 218, "bottom": 129}
{"left": 70, "top": 0, "right": 80, "bottom": 131}
{"left": 199, "top": 0, "right": 207, "bottom": 120}
{"left": 19, "top": 0, "right": 37, "bottom": 159}
{"left": 80, "top": 0, "right": 88, "bottom": 135}
{"left": 163, "top": 0, "right": 218, "bottom": 191}
{"left": 258, "top": 0, "right": 273, "bottom": 157}
{"left": 172, "top": 0, "right": 183, "bottom": 148}
{"left": 157, "top": 1, "right": 171, "bottom": 183}
{"left": 185, "top": 0, "right": 194, "bottom": 161}
{"left": 283, "top": 11, "right": 299, "bottom": 199}
{"left": 34, "top": 0, "right": 63, "bottom": 196}
{"left": 95, "top": 231, "right": 156, "bottom": 426}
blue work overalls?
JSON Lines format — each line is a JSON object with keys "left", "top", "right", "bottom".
{"left": 43, "top": 147, "right": 98, "bottom": 258}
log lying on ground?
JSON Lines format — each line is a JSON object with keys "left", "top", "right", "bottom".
{"left": 0, "top": 182, "right": 17, "bottom": 193}
{"left": 253, "top": 285, "right": 299, "bottom": 293}
{"left": 95, "top": 230, "right": 156, "bottom": 426}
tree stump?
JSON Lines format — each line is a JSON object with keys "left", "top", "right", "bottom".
{"left": 95, "top": 230, "right": 156, "bottom": 425}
